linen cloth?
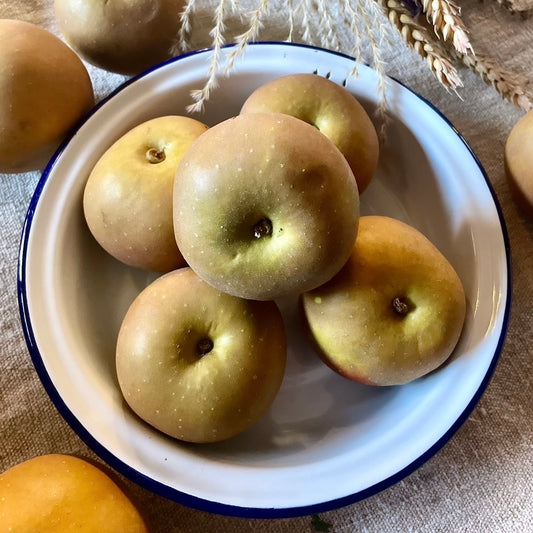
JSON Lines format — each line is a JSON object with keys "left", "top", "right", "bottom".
{"left": 1, "top": 1, "right": 532, "bottom": 532}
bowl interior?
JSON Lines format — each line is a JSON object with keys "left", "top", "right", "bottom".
{"left": 19, "top": 43, "right": 510, "bottom": 517}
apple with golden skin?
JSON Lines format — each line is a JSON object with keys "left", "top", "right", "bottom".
{"left": 301, "top": 216, "right": 466, "bottom": 386}
{"left": 240, "top": 73, "right": 379, "bottom": 194}
{"left": 54, "top": 0, "right": 185, "bottom": 75}
{"left": 173, "top": 112, "right": 360, "bottom": 300}
{"left": 504, "top": 108, "right": 533, "bottom": 218}
{"left": 83, "top": 115, "right": 208, "bottom": 272}
{"left": 116, "top": 267, "right": 287, "bottom": 443}
{"left": 0, "top": 19, "right": 94, "bottom": 173}
{"left": 0, "top": 454, "right": 148, "bottom": 532}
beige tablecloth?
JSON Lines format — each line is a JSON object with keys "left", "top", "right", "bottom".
{"left": 1, "top": 1, "right": 532, "bottom": 532}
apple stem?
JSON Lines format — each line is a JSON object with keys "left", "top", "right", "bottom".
{"left": 253, "top": 218, "right": 273, "bottom": 239}
{"left": 146, "top": 147, "right": 166, "bottom": 164}
{"left": 392, "top": 296, "right": 411, "bottom": 316}
{"left": 196, "top": 337, "right": 214, "bottom": 356}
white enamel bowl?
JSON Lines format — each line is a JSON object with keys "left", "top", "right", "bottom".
{"left": 18, "top": 43, "right": 511, "bottom": 518}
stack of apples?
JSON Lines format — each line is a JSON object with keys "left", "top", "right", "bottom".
{"left": 83, "top": 74, "right": 466, "bottom": 444}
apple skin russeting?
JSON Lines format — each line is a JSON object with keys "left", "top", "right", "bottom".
{"left": 83, "top": 115, "right": 209, "bottom": 272}
{"left": 0, "top": 19, "right": 94, "bottom": 173}
{"left": 116, "top": 267, "right": 287, "bottom": 444}
{"left": 301, "top": 216, "right": 466, "bottom": 386}
{"left": 173, "top": 112, "right": 360, "bottom": 301}
{"left": 78, "top": 73, "right": 467, "bottom": 444}
{"left": 241, "top": 72, "right": 380, "bottom": 194}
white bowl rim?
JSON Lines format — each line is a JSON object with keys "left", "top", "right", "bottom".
{"left": 17, "top": 41, "right": 512, "bottom": 519}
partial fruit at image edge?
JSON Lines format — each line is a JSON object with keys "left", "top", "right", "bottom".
{"left": 173, "top": 111, "right": 360, "bottom": 301}
{"left": 116, "top": 267, "right": 287, "bottom": 444}
{"left": 0, "top": 454, "right": 148, "bottom": 532}
{"left": 54, "top": 0, "right": 186, "bottom": 75}
{"left": 83, "top": 115, "right": 209, "bottom": 272}
{"left": 301, "top": 215, "right": 467, "bottom": 386}
{"left": 0, "top": 19, "right": 94, "bottom": 173}
{"left": 240, "top": 72, "right": 380, "bottom": 194}
{"left": 504, "top": 108, "right": 533, "bottom": 219}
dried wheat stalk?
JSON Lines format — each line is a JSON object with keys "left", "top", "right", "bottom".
{"left": 457, "top": 51, "right": 533, "bottom": 111}
{"left": 376, "top": 0, "right": 463, "bottom": 90}
{"left": 418, "top": 0, "right": 532, "bottom": 109}
{"left": 422, "top": 0, "right": 473, "bottom": 54}
{"left": 393, "top": 0, "right": 533, "bottom": 109}
{"left": 172, "top": 0, "right": 531, "bottom": 113}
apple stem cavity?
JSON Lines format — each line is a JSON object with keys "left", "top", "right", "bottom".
{"left": 392, "top": 296, "right": 413, "bottom": 316}
{"left": 146, "top": 147, "right": 166, "bottom": 164}
{"left": 253, "top": 217, "right": 273, "bottom": 239}
{"left": 196, "top": 337, "right": 214, "bottom": 356}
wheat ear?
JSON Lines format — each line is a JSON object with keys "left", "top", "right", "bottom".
{"left": 422, "top": 0, "right": 473, "bottom": 55}
{"left": 457, "top": 51, "right": 533, "bottom": 111}
{"left": 376, "top": 0, "right": 463, "bottom": 90}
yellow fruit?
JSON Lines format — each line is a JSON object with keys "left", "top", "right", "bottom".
{"left": 0, "top": 454, "right": 148, "bottom": 532}
{"left": 301, "top": 216, "right": 466, "bottom": 386}
{"left": 0, "top": 19, "right": 94, "bottom": 173}
{"left": 83, "top": 115, "right": 209, "bottom": 272}
{"left": 240, "top": 73, "right": 379, "bottom": 194}
{"left": 504, "top": 109, "right": 533, "bottom": 218}
{"left": 54, "top": 0, "right": 186, "bottom": 75}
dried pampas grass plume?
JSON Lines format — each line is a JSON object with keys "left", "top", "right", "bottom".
{"left": 185, "top": 0, "right": 230, "bottom": 113}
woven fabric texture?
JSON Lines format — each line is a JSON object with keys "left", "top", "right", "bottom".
{"left": 1, "top": 1, "right": 532, "bottom": 532}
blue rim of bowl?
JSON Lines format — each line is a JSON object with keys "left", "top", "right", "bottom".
{"left": 17, "top": 41, "right": 512, "bottom": 519}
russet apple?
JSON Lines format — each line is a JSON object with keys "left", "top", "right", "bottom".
{"left": 0, "top": 454, "right": 148, "bottom": 532}
{"left": 301, "top": 215, "right": 466, "bottom": 386}
{"left": 0, "top": 19, "right": 94, "bottom": 173}
{"left": 116, "top": 267, "right": 287, "bottom": 443}
{"left": 240, "top": 73, "right": 379, "bottom": 194}
{"left": 54, "top": 0, "right": 185, "bottom": 75}
{"left": 173, "top": 112, "right": 360, "bottom": 300}
{"left": 504, "top": 108, "right": 533, "bottom": 218}
{"left": 83, "top": 115, "right": 208, "bottom": 272}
